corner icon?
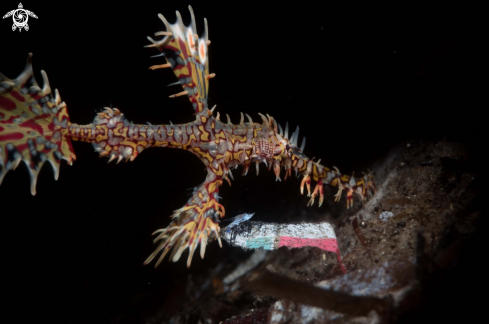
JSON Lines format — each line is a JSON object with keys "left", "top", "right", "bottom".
{"left": 3, "top": 3, "right": 38, "bottom": 32}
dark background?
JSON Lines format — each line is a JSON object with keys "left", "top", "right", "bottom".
{"left": 0, "top": 1, "right": 476, "bottom": 323}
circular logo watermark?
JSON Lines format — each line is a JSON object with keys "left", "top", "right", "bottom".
{"left": 3, "top": 3, "right": 38, "bottom": 32}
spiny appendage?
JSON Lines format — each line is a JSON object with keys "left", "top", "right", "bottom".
{"left": 270, "top": 120, "right": 376, "bottom": 208}
{"left": 299, "top": 162, "right": 376, "bottom": 209}
{"left": 0, "top": 53, "right": 75, "bottom": 195}
{"left": 146, "top": 6, "right": 212, "bottom": 113}
{"left": 271, "top": 118, "right": 376, "bottom": 208}
{"left": 144, "top": 174, "right": 224, "bottom": 268}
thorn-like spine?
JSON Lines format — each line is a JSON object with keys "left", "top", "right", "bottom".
{"left": 300, "top": 137, "right": 306, "bottom": 152}
{"left": 169, "top": 90, "right": 189, "bottom": 98}
{"left": 188, "top": 5, "right": 197, "bottom": 32}
{"left": 150, "top": 53, "right": 166, "bottom": 58}
{"left": 108, "top": 154, "right": 117, "bottom": 163}
{"left": 149, "top": 63, "right": 171, "bottom": 70}
{"left": 245, "top": 113, "right": 253, "bottom": 124}
{"left": 157, "top": 13, "right": 172, "bottom": 36}
{"left": 155, "top": 31, "right": 173, "bottom": 36}
{"left": 255, "top": 161, "right": 260, "bottom": 176}
{"left": 292, "top": 125, "right": 299, "bottom": 145}
{"left": 104, "top": 107, "right": 114, "bottom": 116}
{"left": 266, "top": 114, "right": 272, "bottom": 125}
{"left": 258, "top": 113, "right": 268, "bottom": 126}
{"left": 223, "top": 175, "right": 231, "bottom": 186}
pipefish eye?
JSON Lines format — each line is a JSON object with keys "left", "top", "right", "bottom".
{"left": 286, "top": 144, "right": 290, "bottom": 151}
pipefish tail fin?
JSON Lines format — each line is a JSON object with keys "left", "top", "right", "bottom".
{"left": 0, "top": 54, "right": 75, "bottom": 195}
